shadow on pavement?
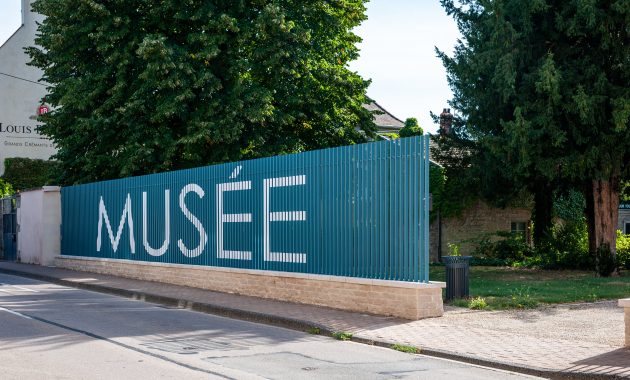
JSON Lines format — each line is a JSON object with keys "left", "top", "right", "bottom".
{"left": 564, "top": 348, "right": 630, "bottom": 377}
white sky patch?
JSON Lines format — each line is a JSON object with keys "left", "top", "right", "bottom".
{"left": 351, "top": 0, "right": 460, "bottom": 133}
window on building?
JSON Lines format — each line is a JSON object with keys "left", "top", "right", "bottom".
{"left": 625, "top": 222, "right": 630, "bottom": 235}
{"left": 511, "top": 221, "right": 527, "bottom": 238}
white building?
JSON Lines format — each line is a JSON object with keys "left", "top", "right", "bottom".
{"left": 0, "top": 0, "right": 56, "bottom": 175}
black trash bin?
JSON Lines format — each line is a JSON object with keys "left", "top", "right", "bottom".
{"left": 442, "top": 256, "right": 471, "bottom": 301}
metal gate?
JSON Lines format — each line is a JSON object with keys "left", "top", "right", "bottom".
{"left": 1, "top": 196, "right": 18, "bottom": 261}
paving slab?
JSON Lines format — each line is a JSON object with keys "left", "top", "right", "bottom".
{"left": 0, "top": 261, "right": 628, "bottom": 379}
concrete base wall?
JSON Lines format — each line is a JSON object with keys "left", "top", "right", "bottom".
{"left": 17, "top": 187, "right": 61, "bottom": 265}
{"left": 55, "top": 256, "right": 445, "bottom": 320}
{"left": 620, "top": 299, "right": 630, "bottom": 347}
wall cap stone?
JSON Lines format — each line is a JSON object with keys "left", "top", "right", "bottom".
{"left": 619, "top": 298, "right": 630, "bottom": 308}
{"left": 57, "top": 255, "right": 445, "bottom": 289}
{"left": 19, "top": 186, "right": 61, "bottom": 193}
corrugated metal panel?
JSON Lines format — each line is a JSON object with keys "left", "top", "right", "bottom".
{"left": 61, "top": 135, "right": 431, "bottom": 282}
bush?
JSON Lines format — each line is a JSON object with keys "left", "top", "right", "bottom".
{"left": 617, "top": 230, "right": 630, "bottom": 270}
{"left": 468, "top": 297, "right": 488, "bottom": 310}
{"left": 536, "top": 219, "right": 594, "bottom": 270}
{"left": 0, "top": 178, "right": 13, "bottom": 197}
{"left": 470, "top": 231, "right": 533, "bottom": 263}
{"left": 2, "top": 158, "right": 59, "bottom": 191}
{"left": 596, "top": 243, "right": 617, "bottom": 277}
{"left": 470, "top": 257, "right": 510, "bottom": 266}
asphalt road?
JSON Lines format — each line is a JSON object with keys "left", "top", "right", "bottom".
{"left": 0, "top": 273, "right": 542, "bottom": 380}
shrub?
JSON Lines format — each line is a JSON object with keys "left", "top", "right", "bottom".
{"left": 492, "top": 231, "right": 533, "bottom": 261}
{"left": 468, "top": 297, "right": 488, "bottom": 310}
{"left": 469, "top": 231, "right": 533, "bottom": 263}
{"left": 596, "top": 243, "right": 617, "bottom": 277}
{"left": 470, "top": 257, "right": 510, "bottom": 266}
{"left": 0, "top": 178, "right": 13, "bottom": 197}
{"left": 617, "top": 230, "right": 630, "bottom": 270}
{"left": 537, "top": 219, "right": 594, "bottom": 270}
{"left": 2, "top": 158, "right": 59, "bottom": 191}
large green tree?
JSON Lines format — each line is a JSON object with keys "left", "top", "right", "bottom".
{"left": 439, "top": 0, "right": 630, "bottom": 272}
{"left": 28, "top": 0, "right": 375, "bottom": 184}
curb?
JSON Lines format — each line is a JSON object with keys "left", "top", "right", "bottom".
{"left": 0, "top": 267, "right": 624, "bottom": 380}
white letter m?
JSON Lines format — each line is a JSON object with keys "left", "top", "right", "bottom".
{"left": 97, "top": 194, "right": 136, "bottom": 253}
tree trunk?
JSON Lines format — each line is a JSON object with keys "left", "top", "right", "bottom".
{"left": 590, "top": 178, "right": 620, "bottom": 253}
{"left": 532, "top": 180, "right": 554, "bottom": 247}
{"left": 584, "top": 183, "right": 597, "bottom": 255}
{"left": 588, "top": 178, "right": 620, "bottom": 276}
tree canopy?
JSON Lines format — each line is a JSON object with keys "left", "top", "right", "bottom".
{"left": 438, "top": 0, "right": 630, "bottom": 272}
{"left": 399, "top": 117, "right": 423, "bottom": 137}
{"left": 28, "top": 0, "right": 375, "bottom": 184}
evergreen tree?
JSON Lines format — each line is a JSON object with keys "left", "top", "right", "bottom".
{"left": 438, "top": 0, "right": 630, "bottom": 273}
{"left": 28, "top": 0, "right": 375, "bottom": 184}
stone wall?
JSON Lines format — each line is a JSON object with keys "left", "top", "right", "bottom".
{"left": 55, "top": 256, "right": 445, "bottom": 320}
{"left": 430, "top": 200, "right": 532, "bottom": 261}
{"left": 16, "top": 187, "right": 61, "bottom": 265}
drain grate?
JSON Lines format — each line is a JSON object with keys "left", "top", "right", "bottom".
{"left": 141, "top": 338, "right": 250, "bottom": 354}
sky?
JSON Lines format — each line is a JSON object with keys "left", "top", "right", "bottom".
{"left": 0, "top": 1, "right": 460, "bottom": 133}
{"left": 0, "top": 2, "right": 22, "bottom": 47}
{"left": 351, "top": 1, "right": 460, "bottom": 133}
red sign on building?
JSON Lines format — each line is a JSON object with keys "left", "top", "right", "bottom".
{"left": 37, "top": 105, "right": 50, "bottom": 116}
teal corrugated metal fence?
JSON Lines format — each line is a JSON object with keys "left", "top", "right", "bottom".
{"left": 61, "top": 136, "right": 431, "bottom": 282}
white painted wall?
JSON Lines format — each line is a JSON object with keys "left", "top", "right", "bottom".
{"left": 17, "top": 186, "right": 60, "bottom": 265}
{"left": 0, "top": 0, "right": 56, "bottom": 175}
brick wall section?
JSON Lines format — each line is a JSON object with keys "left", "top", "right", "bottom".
{"left": 430, "top": 200, "right": 532, "bottom": 261}
{"left": 55, "top": 256, "right": 445, "bottom": 320}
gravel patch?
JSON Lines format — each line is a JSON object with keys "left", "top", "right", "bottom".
{"left": 440, "top": 300, "right": 624, "bottom": 347}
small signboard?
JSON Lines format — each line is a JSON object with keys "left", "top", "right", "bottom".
{"left": 37, "top": 105, "right": 50, "bottom": 116}
{"left": 620, "top": 202, "right": 630, "bottom": 209}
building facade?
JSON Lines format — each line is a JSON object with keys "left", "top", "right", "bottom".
{"left": 363, "top": 101, "right": 405, "bottom": 136}
{"left": 620, "top": 203, "right": 630, "bottom": 235}
{"left": 0, "top": 0, "right": 56, "bottom": 176}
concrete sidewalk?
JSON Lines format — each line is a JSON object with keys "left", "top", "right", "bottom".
{"left": 1, "top": 261, "right": 628, "bottom": 379}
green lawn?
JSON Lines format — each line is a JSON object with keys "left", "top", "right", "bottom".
{"left": 430, "top": 266, "right": 630, "bottom": 309}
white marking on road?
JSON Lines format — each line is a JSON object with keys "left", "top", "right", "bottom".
{"left": 0, "top": 306, "right": 33, "bottom": 320}
{"left": 0, "top": 283, "right": 39, "bottom": 292}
